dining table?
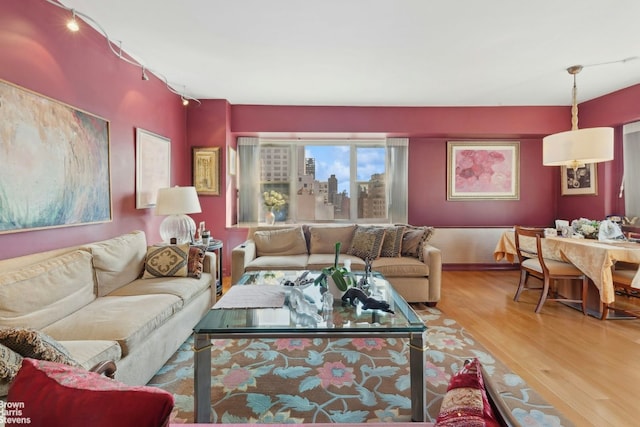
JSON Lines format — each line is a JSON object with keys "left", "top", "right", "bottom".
{"left": 494, "top": 230, "right": 640, "bottom": 318}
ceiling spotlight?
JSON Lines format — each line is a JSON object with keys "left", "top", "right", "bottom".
{"left": 141, "top": 67, "right": 149, "bottom": 81}
{"left": 66, "top": 10, "right": 80, "bottom": 32}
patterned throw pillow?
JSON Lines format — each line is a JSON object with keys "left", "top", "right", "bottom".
{"left": 0, "top": 328, "right": 79, "bottom": 367}
{"left": 398, "top": 224, "right": 435, "bottom": 262}
{"left": 188, "top": 246, "right": 206, "bottom": 279}
{"left": 435, "top": 358, "right": 499, "bottom": 427}
{"left": 347, "top": 226, "right": 386, "bottom": 260}
{"left": 380, "top": 226, "right": 405, "bottom": 257}
{"left": 0, "top": 343, "right": 23, "bottom": 397}
{"left": 142, "top": 244, "right": 189, "bottom": 278}
{"left": 7, "top": 358, "right": 174, "bottom": 427}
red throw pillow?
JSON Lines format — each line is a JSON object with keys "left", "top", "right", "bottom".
{"left": 435, "top": 358, "right": 500, "bottom": 427}
{"left": 6, "top": 358, "right": 173, "bottom": 427}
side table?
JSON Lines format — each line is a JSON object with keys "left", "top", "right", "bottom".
{"left": 206, "top": 239, "right": 223, "bottom": 298}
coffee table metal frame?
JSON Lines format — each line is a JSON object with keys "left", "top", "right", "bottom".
{"left": 193, "top": 270, "right": 427, "bottom": 422}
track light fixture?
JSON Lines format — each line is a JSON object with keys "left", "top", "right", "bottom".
{"left": 181, "top": 96, "right": 189, "bottom": 106}
{"left": 141, "top": 67, "right": 149, "bottom": 81}
{"left": 66, "top": 10, "right": 79, "bottom": 32}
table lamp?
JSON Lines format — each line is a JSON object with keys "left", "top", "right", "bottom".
{"left": 155, "top": 186, "right": 202, "bottom": 244}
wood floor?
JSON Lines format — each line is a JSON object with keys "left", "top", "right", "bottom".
{"left": 223, "top": 271, "right": 640, "bottom": 426}
{"left": 436, "top": 270, "right": 640, "bottom": 427}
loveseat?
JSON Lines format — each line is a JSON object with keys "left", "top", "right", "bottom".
{"left": 0, "top": 230, "right": 216, "bottom": 395}
{"left": 231, "top": 224, "right": 441, "bottom": 304}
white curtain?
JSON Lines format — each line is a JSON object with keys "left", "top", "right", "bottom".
{"left": 386, "top": 137, "right": 408, "bottom": 224}
{"left": 237, "top": 137, "right": 260, "bottom": 223}
{"left": 623, "top": 123, "right": 640, "bottom": 218}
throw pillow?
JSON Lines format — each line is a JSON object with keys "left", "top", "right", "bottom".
{"left": 254, "top": 227, "right": 308, "bottom": 257}
{"left": 7, "top": 358, "right": 174, "bottom": 427}
{"left": 142, "top": 244, "right": 189, "bottom": 279}
{"left": 347, "top": 226, "right": 386, "bottom": 260}
{"left": 187, "top": 245, "right": 206, "bottom": 279}
{"left": 435, "top": 358, "right": 500, "bottom": 427}
{"left": 380, "top": 225, "right": 405, "bottom": 257}
{"left": 399, "top": 224, "right": 435, "bottom": 262}
{"left": 0, "top": 343, "right": 23, "bottom": 397}
{"left": 0, "top": 328, "right": 79, "bottom": 367}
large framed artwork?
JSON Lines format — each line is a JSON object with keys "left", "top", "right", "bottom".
{"left": 561, "top": 164, "right": 597, "bottom": 196}
{"left": 447, "top": 141, "right": 520, "bottom": 201}
{"left": 0, "top": 79, "right": 111, "bottom": 234}
{"left": 193, "top": 147, "right": 220, "bottom": 195}
{"left": 136, "top": 128, "right": 171, "bottom": 209}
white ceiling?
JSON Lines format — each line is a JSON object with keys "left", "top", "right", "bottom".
{"left": 58, "top": 0, "right": 640, "bottom": 107}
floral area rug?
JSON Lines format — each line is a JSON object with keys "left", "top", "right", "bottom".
{"left": 148, "top": 305, "right": 573, "bottom": 426}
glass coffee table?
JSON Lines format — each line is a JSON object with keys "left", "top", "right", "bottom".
{"left": 193, "top": 270, "right": 427, "bottom": 422}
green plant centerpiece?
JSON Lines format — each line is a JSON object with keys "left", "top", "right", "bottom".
{"left": 314, "top": 242, "right": 356, "bottom": 294}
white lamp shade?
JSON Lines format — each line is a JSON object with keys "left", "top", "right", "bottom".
{"left": 155, "top": 186, "right": 202, "bottom": 215}
{"left": 543, "top": 127, "right": 614, "bottom": 167}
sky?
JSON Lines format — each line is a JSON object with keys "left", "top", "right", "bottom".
{"left": 305, "top": 145, "right": 385, "bottom": 195}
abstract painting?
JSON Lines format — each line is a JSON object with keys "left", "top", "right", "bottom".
{"left": 0, "top": 79, "right": 111, "bottom": 233}
{"left": 447, "top": 141, "right": 519, "bottom": 200}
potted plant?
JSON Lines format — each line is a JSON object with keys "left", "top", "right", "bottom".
{"left": 314, "top": 242, "right": 356, "bottom": 297}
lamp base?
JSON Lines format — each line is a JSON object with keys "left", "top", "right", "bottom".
{"left": 159, "top": 214, "right": 196, "bottom": 244}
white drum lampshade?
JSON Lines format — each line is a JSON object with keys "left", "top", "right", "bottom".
{"left": 543, "top": 127, "right": 614, "bottom": 170}
{"left": 155, "top": 186, "right": 202, "bottom": 244}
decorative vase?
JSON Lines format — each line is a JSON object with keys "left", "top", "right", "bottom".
{"left": 265, "top": 209, "right": 276, "bottom": 225}
{"left": 326, "top": 276, "right": 345, "bottom": 300}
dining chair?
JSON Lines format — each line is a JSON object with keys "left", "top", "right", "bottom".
{"left": 600, "top": 263, "right": 640, "bottom": 319}
{"left": 513, "top": 226, "right": 588, "bottom": 314}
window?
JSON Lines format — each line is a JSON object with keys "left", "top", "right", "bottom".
{"left": 623, "top": 122, "right": 640, "bottom": 218}
{"left": 237, "top": 137, "right": 408, "bottom": 224}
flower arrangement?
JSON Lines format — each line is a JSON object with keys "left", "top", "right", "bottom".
{"left": 571, "top": 218, "right": 600, "bottom": 239}
{"left": 262, "top": 190, "right": 286, "bottom": 210}
{"left": 314, "top": 242, "right": 356, "bottom": 292}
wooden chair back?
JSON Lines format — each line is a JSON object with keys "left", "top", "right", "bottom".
{"left": 514, "top": 226, "right": 546, "bottom": 266}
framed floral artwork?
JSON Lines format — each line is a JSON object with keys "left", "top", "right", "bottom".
{"left": 447, "top": 141, "right": 520, "bottom": 201}
{"left": 561, "top": 164, "right": 597, "bottom": 196}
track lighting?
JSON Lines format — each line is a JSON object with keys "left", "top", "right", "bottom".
{"left": 66, "top": 10, "right": 79, "bottom": 32}
{"left": 141, "top": 67, "right": 149, "bottom": 81}
{"left": 181, "top": 96, "right": 189, "bottom": 106}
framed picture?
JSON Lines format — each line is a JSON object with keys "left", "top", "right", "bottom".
{"left": 193, "top": 147, "right": 220, "bottom": 195}
{"left": 0, "top": 79, "right": 112, "bottom": 234}
{"left": 136, "top": 128, "right": 171, "bottom": 209}
{"left": 228, "top": 146, "right": 237, "bottom": 175}
{"left": 447, "top": 141, "right": 520, "bottom": 200}
{"left": 561, "top": 164, "right": 597, "bottom": 196}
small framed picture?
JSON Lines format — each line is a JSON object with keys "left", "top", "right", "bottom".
{"left": 561, "top": 164, "right": 597, "bottom": 196}
{"left": 193, "top": 147, "right": 220, "bottom": 196}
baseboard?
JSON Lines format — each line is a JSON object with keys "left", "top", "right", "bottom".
{"left": 443, "top": 263, "right": 518, "bottom": 271}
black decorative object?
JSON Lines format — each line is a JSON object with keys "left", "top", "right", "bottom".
{"left": 341, "top": 288, "right": 394, "bottom": 314}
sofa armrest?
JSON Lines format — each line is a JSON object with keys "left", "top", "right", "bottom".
{"left": 423, "top": 244, "right": 442, "bottom": 302}
{"left": 202, "top": 252, "right": 216, "bottom": 275}
{"left": 231, "top": 240, "right": 257, "bottom": 285}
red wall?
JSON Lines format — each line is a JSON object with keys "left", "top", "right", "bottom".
{"left": 0, "top": 0, "right": 188, "bottom": 259}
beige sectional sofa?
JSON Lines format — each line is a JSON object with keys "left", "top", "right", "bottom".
{"left": 231, "top": 224, "right": 442, "bottom": 304}
{"left": 0, "top": 230, "right": 215, "bottom": 389}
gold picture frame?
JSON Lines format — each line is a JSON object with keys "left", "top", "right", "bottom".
{"left": 193, "top": 147, "right": 220, "bottom": 195}
{"left": 447, "top": 141, "right": 520, "bottom": 201}
{"left": 561, "top": 164, "right": 597, "bottom": 196}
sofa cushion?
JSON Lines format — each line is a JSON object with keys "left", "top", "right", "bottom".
{"left": 372, "top": 256, "right": 429, "bottom": 277}
{"left": 0, "top": 250, "right": 95, "bottom": 329}
{"left": 399, "top": 224, "right": 435, "bottom": 262}
{"left": 0, "top": 328, "right": 79, "bottom": 367}
{"left": 245, "top": 255, "right": 309, "bottom": 272}
{"left": 0, "top": 343, "right": 22, "bottom": 397}
{"left": 347, "top": 226, "right": 386, "bottom": 260}
{"left": 307, "top": 254, "right": 366, "bottom": 271}
{"left": 308, "top": 225, "right": 357, "bottom": 254}
{"left": 42, "top": 294, "right": 181, "bottom": 357}
{"left": 109, "top": 272, "right": 213, "bottom": 307}
{"left": 88, "top": 230, "right": 147, "bottom": 297}
{"left": 254, "top": 227, "right": 308, "bottom": 257}
{"left": 380, "top": 225, "right": 405, "bottom": 257}
{"left": 60, "top": 340, "right": 122, "bottom": 371}
{"left": 435, "top": 358, "right": 499, "bottom": 427}
{"left": 7, "top": 358, "right": 174, "bottom": 427}
{"left": 142, "top": 244, "right": 189, "bottom": 279}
